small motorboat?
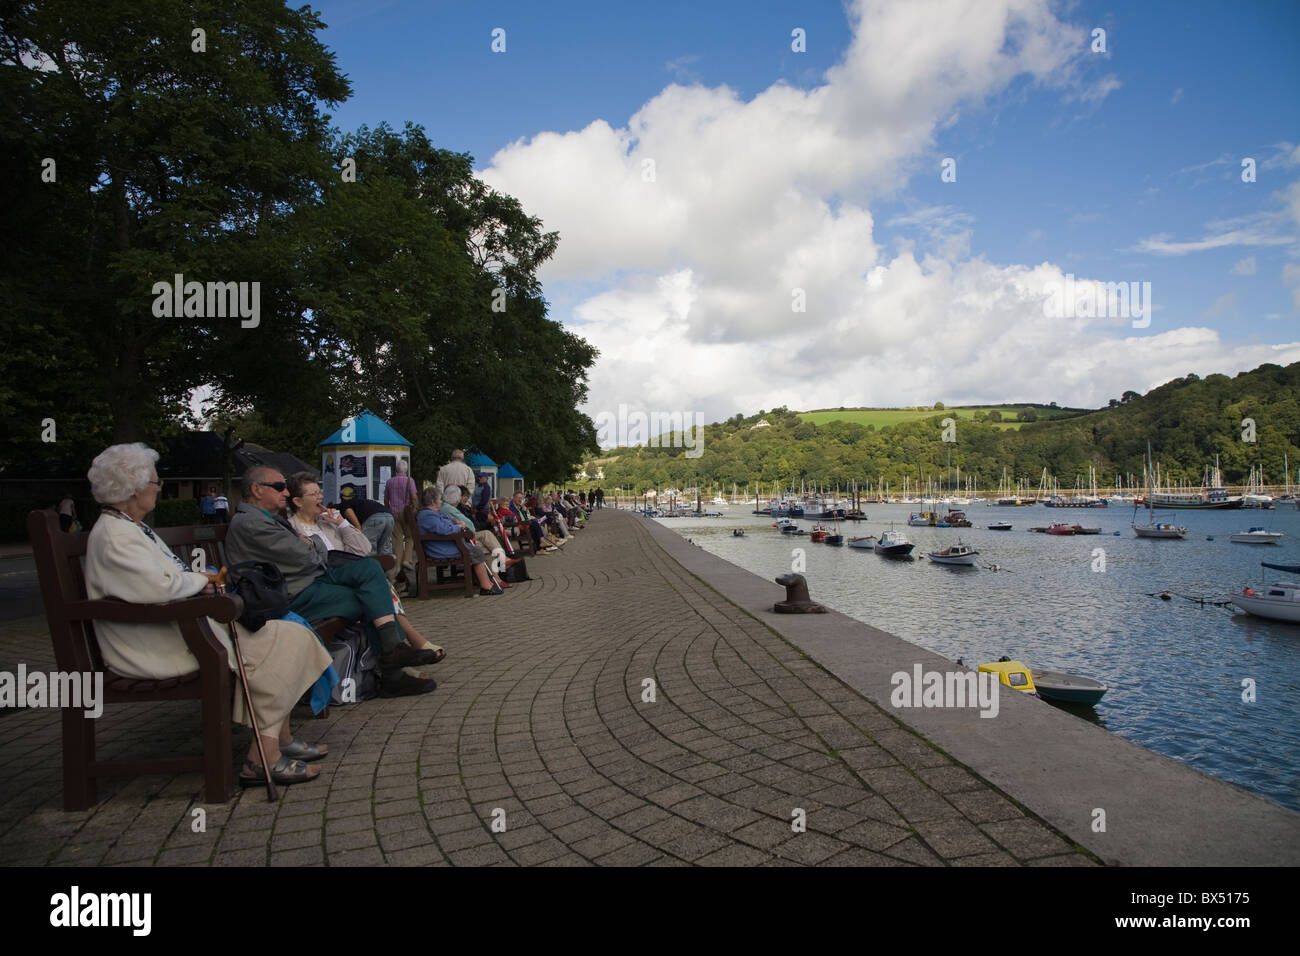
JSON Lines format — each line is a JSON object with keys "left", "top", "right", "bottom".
{"left": 1046, "top": 522, "right": 1079, "bottom": 535}
{"left": 1030, "top": 668, "right": 1108, "bottom": 706}
{"left": 847, "top": 536, "right": 876, "bottom": 549}
{"left": 874, "top": 529, "right": 915, "bottom": 557}
{"left": 809, "top": 524, "right": 829, "bottom": 543}
{"left": 1229, "top": 528, "right": 1283, "bottom": 545}
{"left": 1229, "top": 579, "right": 1300, "bottom": 623}
{"left": 927, "top": 542, "right": 979, "bottom": 566}
{"left": 987, "top": 521, "right": 1013, "bottom": 531}
{"left": 774, "top": 516, "right": 797, "bottom": 531}
{"left": 732, "top": 529, "right": 745, "bottom": 537}
{"left": 978, "top": 660, "right": 1036, "bottom": 695}
{"left": 907, "top": 512, "right": 934, "bottom": 527}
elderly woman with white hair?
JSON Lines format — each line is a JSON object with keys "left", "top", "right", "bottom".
{"left": 417, "top": 486, "right": 503, "bottom": 594}
{"left": 441, "top": 484, "right": 513, "bottom": 573}
{"left": 84, "top": 443, "right": 334, "bottom": 787}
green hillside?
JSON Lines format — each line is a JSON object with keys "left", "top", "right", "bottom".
{"left": 591, "top": 364, "right": 1300, "bottom": 493}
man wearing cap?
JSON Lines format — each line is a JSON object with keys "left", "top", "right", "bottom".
{"left": 472, "top": 472, "right": 492, "bottom": 524}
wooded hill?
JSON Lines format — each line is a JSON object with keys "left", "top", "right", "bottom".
{"left": 593, "top": 363, "right": 1300, "bottom": 493}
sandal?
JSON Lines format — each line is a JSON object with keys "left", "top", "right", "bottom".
{"left": 239, "top": 756, "right": 319, "bottom": 787}
{"left": 411, "top": 646, "right": 446, "bottom": 665}
{"left": 279, "top": 738, "right": 329, "bottom": 761}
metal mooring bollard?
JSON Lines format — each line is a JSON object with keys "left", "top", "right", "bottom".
{"left": 773, "top": 573, "right": 827, "bottom": 614}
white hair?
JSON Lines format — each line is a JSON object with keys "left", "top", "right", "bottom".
{"left": 396, "top": 458, "right": 409, "bottom": 474}
{"left": 443, "top": 484, "right": 462, "bottom": 505}
{"left": 88, "top": 443, "right": 159, "bottom": 505}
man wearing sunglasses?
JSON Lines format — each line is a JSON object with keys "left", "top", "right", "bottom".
{"left": 226, "top": 466, "right": 435, "bottom": 697}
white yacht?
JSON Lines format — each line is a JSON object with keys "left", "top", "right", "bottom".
{"left": 1230, "top": 580, "right": 1300, "bottom": 623}
{"left": 1229, "top": 528, "right": 1283, "bottom": 545}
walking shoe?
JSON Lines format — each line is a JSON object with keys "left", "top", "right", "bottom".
{"left": 479, "top": 584, "right": 504, "bottom": 595}
{"left": 378, "top": 670, "right": 437, "bottom": 697}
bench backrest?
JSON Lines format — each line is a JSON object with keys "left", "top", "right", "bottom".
{"left": 28, "top": 510, "right": 101, "bottom": 674}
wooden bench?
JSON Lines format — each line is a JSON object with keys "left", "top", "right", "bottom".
{"left": 414, "top": 525, "right": 476, "bottom": 598}
{"left": 27, "top": 511, "right": 393, "bottom": 810}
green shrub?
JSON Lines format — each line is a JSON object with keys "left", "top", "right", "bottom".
{"left": 150, "top": 498, "right": 201, "bottom": 529}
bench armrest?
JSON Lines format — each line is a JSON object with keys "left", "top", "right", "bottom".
{"left": 67, "top": 595, "right": 240, "bottom": 672}
{"left": 418, "top": 532, "right": 472, "bottom": 556}
{"left": 66, "top": 593, "right": 244, "bottom": 625}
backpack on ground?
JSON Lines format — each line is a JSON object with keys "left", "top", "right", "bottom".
{"left": 326, "top": 623, "right": 378, "bottom": 705}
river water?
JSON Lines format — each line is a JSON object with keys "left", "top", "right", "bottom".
{"left": 646, "top": 502, "right": 1300, "bottom": 812}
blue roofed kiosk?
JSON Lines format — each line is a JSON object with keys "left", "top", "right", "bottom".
{"left": 498, "top": 462, "right": 524, "bottom": 498}
{"left": 319, "top": 409, "right": 413, "bottom": 507}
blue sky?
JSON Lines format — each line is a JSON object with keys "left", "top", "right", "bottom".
{"left": 308, "top": 0, "right": 1299, "bottom": 426}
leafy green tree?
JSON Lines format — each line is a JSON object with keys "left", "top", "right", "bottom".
{"left": 1, "top": 0, "right": 349, "bottom": 463}
{"left": 1, "top": 5, "right": 597, "bottom": 484}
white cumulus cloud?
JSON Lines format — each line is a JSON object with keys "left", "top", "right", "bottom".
{"left": 478, "top": 0, "right": 1300, "bottom": 431}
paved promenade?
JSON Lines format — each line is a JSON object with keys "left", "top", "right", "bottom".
{"left": 0, "top": 508, "right": 1239, "bottom": 867}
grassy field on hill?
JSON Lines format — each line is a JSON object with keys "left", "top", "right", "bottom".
{"left": 799, "top": 407, "right": 1029, "bottom": 430}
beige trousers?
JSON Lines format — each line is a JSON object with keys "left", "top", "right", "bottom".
{"left": 391, "top": 512, "right": 418, "bottom": 579}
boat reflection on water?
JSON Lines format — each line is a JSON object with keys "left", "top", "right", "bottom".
{"left": 1042, "top": 697, "right": 1109, "bottom": 728}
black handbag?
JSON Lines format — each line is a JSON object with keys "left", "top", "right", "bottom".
{"left": 502, "top": 558, "right": 531, "bottom": 583}
{"left": 226, "top": 561, "right": 291, "bottom": 631}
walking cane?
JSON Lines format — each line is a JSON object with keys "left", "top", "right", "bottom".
{"left": 215, "top": 568, "right": 279, "bottom": 802}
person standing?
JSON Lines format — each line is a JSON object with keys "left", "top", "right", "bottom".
{"left": 199, "top": 490, "right": 216, "bottom": 524}
{"left": 436, "top": 450, "right": 475, "bottom": 494}
{"left": 337, "top": 495, "right": 394, "bottom": 557}
{"left": 213, "top": 491, "right": 230, "bottom": 523}
{"left": 384, "top": 459, "right": 419, "bottom": 585}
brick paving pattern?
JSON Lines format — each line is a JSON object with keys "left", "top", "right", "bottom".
{"left": 0, "top": 510, "right": 1094, "bottom": 866}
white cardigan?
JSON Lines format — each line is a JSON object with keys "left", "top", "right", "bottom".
{"left": 288, "top": 512, "right": 371, "bottom": 556}
{"left": 84, "top": 513, "right": 235, "bottom": 679}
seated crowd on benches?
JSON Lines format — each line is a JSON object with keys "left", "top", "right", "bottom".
{"left": 76, "top": 443, "right": 594, "bottom": 789}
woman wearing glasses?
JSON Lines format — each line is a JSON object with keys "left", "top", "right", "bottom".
{"left": 284, "top": 472, "right": 445, "bottom": 666}
{"left": 83, "top": 444, "right": 334, "bottom": 787}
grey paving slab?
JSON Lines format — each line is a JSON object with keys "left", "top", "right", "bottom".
{"left": 0, "top": 509, "right": 1108, "bottom": 867}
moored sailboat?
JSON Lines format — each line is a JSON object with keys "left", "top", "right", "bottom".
{"left": 1134, "top": 443, "right": 1187, "bottom": 539}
